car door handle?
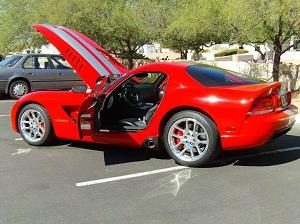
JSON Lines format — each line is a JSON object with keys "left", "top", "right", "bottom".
{"left": 58, "top": 72, "right": 64, "bottom": 76}
{"left": 27, "top": 72, "right": 33, "bottom": 75}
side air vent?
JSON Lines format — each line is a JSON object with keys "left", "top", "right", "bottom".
{"left": 65, "top": 48, "right": 84, "bottom": 72}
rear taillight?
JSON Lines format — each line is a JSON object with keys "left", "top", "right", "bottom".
{"left": 248, "top": 96, "right": 275, "bottom": 115}
{"left": 248, "top": 88, "right": 279, "bottom": 116}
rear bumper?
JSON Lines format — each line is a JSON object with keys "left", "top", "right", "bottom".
{"left": 221, "top": 104, "right": 298, "bottom": 150}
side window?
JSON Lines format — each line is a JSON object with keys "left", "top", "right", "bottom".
{"left": 49, "top": 55, "right": 71, "bottom": 69}
{"left": 132, "top": 72, "right": 163, "bottom": 85}
{"left": 186, "top": 65, "right": 264, "bottom": 86}
{"left": 23, "top": 56, "right": 51, "bottom": 69}
{"left": 23, "top": 56, "right": 35, "bottom": 69}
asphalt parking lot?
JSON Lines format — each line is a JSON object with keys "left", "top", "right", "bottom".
{"left": 0, "top": 96, "right": 300, "bottom": 224}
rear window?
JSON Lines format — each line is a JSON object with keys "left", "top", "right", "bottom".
{"left": 0, "top": 55, "right": 22, "bottom": 68}
{"left": 186, "top": 65, "right": 265, "bottom": 87}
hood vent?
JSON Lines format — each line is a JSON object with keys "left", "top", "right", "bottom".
{"left": 65, "top": 47, "right": 84, "bottom": 72}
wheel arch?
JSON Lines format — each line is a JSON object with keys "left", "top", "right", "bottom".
{"left": 159, "top": 106, "right": 219, "bottom": 138}
{"left": 6, "top": 77, "right": 31, "bottom": 94}
{"left": 16, "top": 101, "right": 55, "bottom": 145}
{"left": 14, "top": 101, "right": 47, "bottom": 133}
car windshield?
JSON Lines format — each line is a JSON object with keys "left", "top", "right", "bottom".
{"left": 0, "top": 55, "right": 22, "bottom": 68}
{"left": 186, "top": 65, "right": 265, "bottom": 87}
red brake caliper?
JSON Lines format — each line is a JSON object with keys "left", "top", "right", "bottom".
{"left": 175, "top": 130, "right": 184, "bottom": 150}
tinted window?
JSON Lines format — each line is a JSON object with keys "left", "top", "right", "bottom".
{"left": 23, "top": 56, "right": 51, "bottom": 69}
{"left": 0, "top": 55, "right": 22, "bottom": 67}
{"left": 132, "top": 73, "right": 162, "bottom": 84}
{"left": 186, "top": 65, "right": 265, "bottom": 87}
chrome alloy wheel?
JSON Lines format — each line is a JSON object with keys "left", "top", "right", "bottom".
{"left": 167, "top": 118, "right": 209, "bottom": 162}
{"left": 12, "top": 82, "right": 27, "bottom": 97}
{"left": 20, "top": 109, "right": 46, "bottom": 143}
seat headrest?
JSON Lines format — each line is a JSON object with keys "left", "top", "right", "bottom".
{"left": 34, "top": 62, "right": 40, "bottom": 69}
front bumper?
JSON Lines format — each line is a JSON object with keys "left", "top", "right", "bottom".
{"left": 221, "top": 104, "right": 298, "bottom": 150}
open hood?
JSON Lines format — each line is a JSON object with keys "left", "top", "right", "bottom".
{"left": 33, "top": 24, "right": 128, "bottom": 90}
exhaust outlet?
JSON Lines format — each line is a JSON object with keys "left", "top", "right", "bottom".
{"left": 147, "top": 140, "right": 155, "bottom": 149}
{"left": 144, "top": 138, "right": 157, "bottom": 150}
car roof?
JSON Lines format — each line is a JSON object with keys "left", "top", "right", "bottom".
{"left": 133, "top": 61, "right": 232, "bottom": 71}
{"left": 133, "top": 62, "right": 246, "bottom": 75}
{"left": 10, "top": 53, "right": 62, "bottom": 57}
{"left": 132, "top": 62, "right": 189, "bottom": 72}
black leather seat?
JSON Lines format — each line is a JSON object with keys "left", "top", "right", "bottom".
{"left": 119, "top": 104, "right": 158, "bottom": 129}
{"left": 118, "top": 89, "right": 163, "bottom": 129}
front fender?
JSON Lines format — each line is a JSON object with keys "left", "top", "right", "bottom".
{"left": 11, "top": 91, "right": 86, "bottom": 140}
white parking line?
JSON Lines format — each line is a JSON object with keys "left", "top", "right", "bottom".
{"left": 76, "top": 166, "right": 188, "bottom": 187}
{"left": 15, "top": 138, "right": 24, "bottom": 141}
{"left": 0, "top": 100, "right": 16, "bottom": 103}
{"left": 0, "top": 114, "right": 10, "bottom": 118}
{"left": 11, "top": 148, "right": 31, "bottom": 156}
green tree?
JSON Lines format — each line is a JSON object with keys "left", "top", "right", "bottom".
{"left": 162, "top": 0, "right": 228, "bottom": 59}
{"left": 0, "top": 0, "right": 42, "bottom": 54}
{"left": 36, "top": 0, "right": 110, "bottom": 45}
{"left": 222, "top": 0, "right": 267, "bottom": 57}
{"left": 99, "top": 0, "right": 153, "bottom": 69}
{"left": 224, "top": 0, "right": 300, "bottom": 81}
{"left": 0, "top": 0, "right": 161, "bottom": 69}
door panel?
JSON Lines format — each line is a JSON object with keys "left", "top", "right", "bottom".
{"left": 48, "top": 55, "right": 83, "bottom": 89}
{"left": 78, "top": 96, "right": 97, "bottom": 137}
{"left": 78, "top": 77, "right": 109, "bottom": 138}
{"left": 59, "top": 69, "right": 84, "bottom": 89}
{"left": 22, "top": 55, "right": 63, "bottom": 90}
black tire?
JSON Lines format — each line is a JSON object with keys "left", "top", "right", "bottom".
{"left": 163, "top": 110, "right": 220, "bottom": 167}
{"left": 18, "top": 104, "right": 54, "bottom": 146}
{"left": 9, "top": 80, "right": 30, "bottom": 99}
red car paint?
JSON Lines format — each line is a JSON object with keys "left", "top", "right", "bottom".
{"left": 11, "top": 24, "right": 298, "bottom": 151}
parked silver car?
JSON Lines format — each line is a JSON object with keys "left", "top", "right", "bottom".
{"left": 0, "top": 54, "right": 83, "bottom": 98}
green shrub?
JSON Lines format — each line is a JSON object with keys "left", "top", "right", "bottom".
{"left": 214, "top": 48, "right": 248, "bottom": 57}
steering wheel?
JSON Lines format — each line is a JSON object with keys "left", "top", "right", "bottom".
{"left": 122, "top": 84, "right": 141, "bottom": 107}
{"left": 106, "top": 93, "right": 114, "bottom": 109}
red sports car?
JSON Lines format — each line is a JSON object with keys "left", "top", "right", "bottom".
{"left": 11, "top": 24, "right": 298, "bottom": 167}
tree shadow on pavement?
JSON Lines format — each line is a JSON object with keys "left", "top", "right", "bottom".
{"left": 208, "top": 135, "right": 300, "bottom": 167}
{"left": 232, "top": 148, "right": 300, "bottom": 166}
